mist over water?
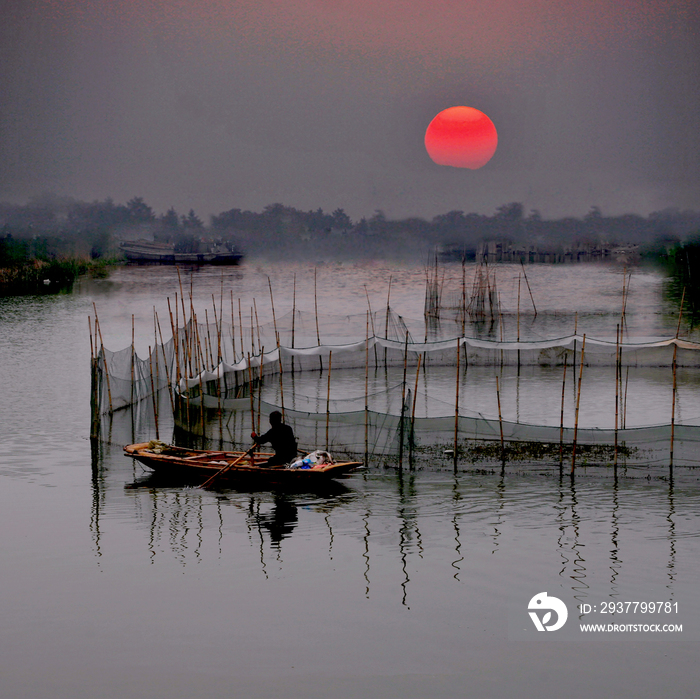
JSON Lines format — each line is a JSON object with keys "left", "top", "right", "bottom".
{"left": 1, "top": 261, "right": 700, "bottom": 698}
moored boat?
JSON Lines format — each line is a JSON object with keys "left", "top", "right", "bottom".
{"left": 123, "top": 442, "right": 362, "bottom": 484}
{"left": 120, "top": 241, "right": 243, "bottom": 265}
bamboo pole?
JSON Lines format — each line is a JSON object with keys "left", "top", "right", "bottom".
{"left": 173, "top": 291, "right": 179, "bottom": 345}
{"left": 276, "top": 340, "right": 285, "bottom": 420}
{"left": 238, "top": 298, "right": 244, "bottom": 364}
{"left": 517, "top": 272, "right": 521, "bottom": 340}
{"left": 619, "top": 270, "right": 626, "bottom": 348}
{"left": 174, "top": 292, "right": 184, "bottom": 383}
{"left": 621, "top": 268, "right": 631, "bottom": 339}
{"left": 454, "top": 337, "right": 460, "bottom": 469}
{"left": 196, "top": 320, "right": 206, "bottom": 441}
{"left": 155, "top": 310, "right": 175, "bottom": 413}
{"left": 614, "top": 323, "right": 620, "bottom": 467}
{"left": 172, "top": 292, "right": 190, "bottom": 427}
{"left": 364, "top": 284, "right": 378, "bottom": 365}
{"left": 88, "top": 316, "right": 99, "bottom": 434}
{"left": 671, "top": 348, "right": 678, "bottom": 467}
{"left": 210, "top": 295, "right": 218, "bottom": 361}
{"left": 176, "top": 268, "right": 187, "bottom": 370}
{"left": 167, "top": 298, "right": 181, "bottom": 385}
{"left": 383, "top": 275, "right": 393, "bottom": 368}
{"left": 186, "top": 278, "right": 195, "bottom": 377}
{"left": 267, "top": 277, "right": 278, "bottom": 346}
{"left": 246, "top": 352, "right": 260, "bottom": 456}
{"left": 410, "top": 352, "right": 423, "bottom": 444}
{"left": 440, "top": 269, "right": 446, "bottom": 319}
{"left": 148, "top": 345, "right": 159, "bottom": 440}
{"left": 314, "top": 267, "right": 321, "bottom": 345}
{"left": 219, "top": 266, "right": 224, "bottom": 330}
{"left": 572, "top": 312, "right": 578, "bottom": 377}
{"left": 253, "top": 298, "right": 262, "bottom": 355}
{"left": 498, "top": 289, "right": 504, "bottom": 367}
{"left": 205, "top": 309, "right": 215, "bottom": 369}
{"left": 230, "top": 290, "right": 237, "bottom": 362}
{"left": 291, "top": 273, "right": 296, "bottom": 374}
{"left": 326, "top": 350, "right": 333, "bottom": 451}
{"left": 219, "top": 268, "right": 224, "bottom": 341}
{"left": 314, "top": 267, "right": 323, "bottom": 371}
{"left": 398, "top": 332, "right": 409, "bottom": 469}
{"left": 571, "top": 334, "right": 586, "bottom": 474}
{"left": 88, "top": 316, "right": 94, "bottom": 363}
{"left": 257, "top": 346, "right": 264, "bottom": 435}
{"left": 496, "top": 375, "right": 505, "bottom": 462}
{"left": 365, "top": 311, "right": 370, "bottom": 461}
{"left": 153, "top": 311, "right": 161, "bottom": 417}
{"left": 190, "top": 307, "right": 199, "bottom": 377}
{"left": 559, "top": 354, "right": 567, "bottom": 468}
{"left": 670, "top": 288, "right": 686, "bottom": 467}
{"left": 385, "top": 275, "right": 392, "bottom": 338}
{"left": 424, "top": 266, "right": 430, "bottom": 341}
{"left": 291, "top": 273, "right": 296, "bottom": 349}
{"left": 189, "top": 274, "right": 195, "bottom": 347}
{"left": 247, "top": 353, "right": 255, "bottom": 436}
{"left": 364, "top": 285, "right": 376, "bottom": 336}
{"left": 520, "top": 261, "right": 537, "bottom": 316}
{"left": 676, "top": 287, "right": 686, "bottom": 338}
{"left": 211, "top": 293, "right": 222, "bottom": 364}
{"left": 185, "top": 306, "right": 194, "bottom": 383}
{"left": 92, "top": 304, "right": 113, "bottom": 413}
{"left": 250, "top": 306, "right": 255, "bottom": 357}
{"left": 177, "top": 268, "right": 193, "bottom": 377}
{"left": 461, "top": 258, "right": 466, "bottom": 336}
{"left": 516, "top": 273, "right": 521, "bottom": 369}
{"left": 130, "top": 314, "right": 135, "bottom": 407}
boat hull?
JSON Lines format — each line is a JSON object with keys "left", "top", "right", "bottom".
{"left": 123, "top": 443, "right": 362, "bottom": 485}
{"left": 121, "top": 242, "right": 242, "bottom": 265}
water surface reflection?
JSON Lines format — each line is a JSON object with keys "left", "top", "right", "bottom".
{"left": 92, "top": 442, "right": 700, "bottom": 616}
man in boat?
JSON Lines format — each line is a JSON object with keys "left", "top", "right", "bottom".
{"left": 251, "top": 410, "right": 298, "bottom": 468}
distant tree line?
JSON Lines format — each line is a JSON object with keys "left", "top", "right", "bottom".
{"left": 2, "top": 194, "right": 700, "bottom": 263}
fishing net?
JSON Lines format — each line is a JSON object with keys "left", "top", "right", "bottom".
{"left": 91, "top": 308, "right": 700, "bottom": 467}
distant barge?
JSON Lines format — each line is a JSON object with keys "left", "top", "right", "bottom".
{"left": 121, "top": 241, "right": 243, "bottom": 265}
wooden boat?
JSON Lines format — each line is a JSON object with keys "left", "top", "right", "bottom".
{"left": 123, "top": 442, "right": 362, "bottom": 485}
{"left": 120, "top": 241, "right": 243, "bottom": 265}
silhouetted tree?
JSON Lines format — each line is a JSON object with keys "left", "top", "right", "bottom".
{"left": 126, "top": 197, "right": 155, "bottom": 224}
{"left": 331, "top": 208, "right": 352, "bottom": 230}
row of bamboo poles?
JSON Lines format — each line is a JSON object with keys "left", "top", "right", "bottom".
{"left": 89, "top": 269, "right": 398, "bottom": 449}
{"left": 426, "top": 255, "right": 539, "bottom": 348}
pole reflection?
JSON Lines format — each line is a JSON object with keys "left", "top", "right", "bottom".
{"left": 91, "top": 442, "right": 698, "bottom": 610}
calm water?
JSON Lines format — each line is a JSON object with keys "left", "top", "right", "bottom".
{"left": 2, "top": 261, "right": 700, "bottom": 699}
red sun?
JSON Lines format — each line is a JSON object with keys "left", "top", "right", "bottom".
{"left": 425, "top": 106, "right": 498, "bottom": 169}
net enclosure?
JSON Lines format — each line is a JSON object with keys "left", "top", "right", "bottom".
{"left": 91, "top": 306, "right": 700, "bottom": 468}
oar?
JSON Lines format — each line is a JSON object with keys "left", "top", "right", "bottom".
{"left": 199, "top": 445, "right": 257, "bottom": 489}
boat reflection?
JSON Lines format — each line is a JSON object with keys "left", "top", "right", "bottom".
{"left": 125, "top": 469, "right": 356, "bottom": 498}
{"left": 247, "top": 493, "right": 298, "bottom": 546}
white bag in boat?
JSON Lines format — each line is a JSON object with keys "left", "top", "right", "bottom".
{"left": 287, "top": 450, "right": 333, "bottom": 469}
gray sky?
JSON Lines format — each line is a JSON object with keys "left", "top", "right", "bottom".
{"left": 1, "top": 0, "right": 699, "bottom": 221}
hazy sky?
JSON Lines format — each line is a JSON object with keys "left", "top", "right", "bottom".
{"left": 1, "top": 0, "right": 699, "bottom": 221}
